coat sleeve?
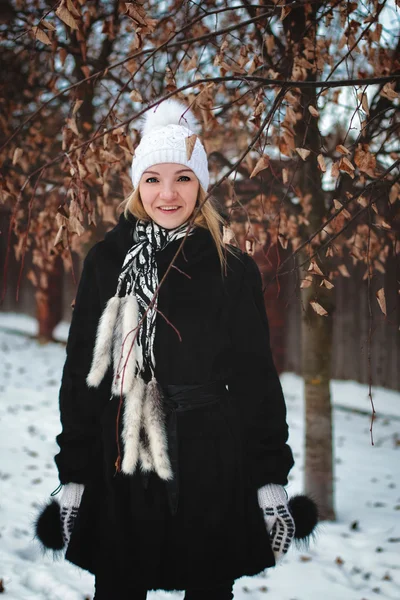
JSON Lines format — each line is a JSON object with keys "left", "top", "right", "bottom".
{"left": 54, "top": 244, "right": 111, "bottom": 485}
{"left": 228, "top": 252, "right": 294, "bottom": 489}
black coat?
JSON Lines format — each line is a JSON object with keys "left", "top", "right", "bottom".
{"left": 54, "top": 213, "right": 294, "bottom": 591}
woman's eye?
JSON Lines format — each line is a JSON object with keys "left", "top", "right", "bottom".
{"left": 146, "top": 177, "right": 158, "bottom": 183}
{"left": 178, "top": 176, "right": 190, "bottom": 181}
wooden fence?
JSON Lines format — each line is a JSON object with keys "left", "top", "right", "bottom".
{"left": 1, "top": 211, "right": 399, "bottom": 390}
{"left": 283, "top": 257, "right": 400, "bottom": 390}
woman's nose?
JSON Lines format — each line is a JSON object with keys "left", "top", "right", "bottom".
{"left": 159, "top": 187, "right": 177, "bottom": 200}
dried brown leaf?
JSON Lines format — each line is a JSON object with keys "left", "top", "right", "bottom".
{"left": 81, "top": 65, "right": 90, "bottom": 78}
{"left": 165, "top": 67, "right": 176, "bottom": 92}
{"left": 66, "top": 0, "right": 80, "bottom": 17}
{"left": 374, "top": 260, "right": 386, "bottom": 274}
{"left": 317, "top": 154, "right": 326, "bottom": 172}
{"left": 326, "top": 246, "right": 334, "bottom": 257}
{"left": 213, "top": 53, "right": 222, "bottom": 67}
{"left": 300, "top": 275, "right": 313, "bottom": 289}
{"left": 354, "top": 145, "right": 376, "bottom": 176}
{"left": 248, "top": 55, "right": 262, "bottom": 75}
{"left": 331, "top": 161, "right": 340, "bottom": 179}
{"left": 308, "top": 260, "right": 324, "bottom": 276}
{"left": 184, "top": 53, "right": 197, "bottom": 72}
{"left": 59, "top": 48, "right": 68, "bottom": 66}
{"left": 389, "top": 183, "right": 400, "bottom": 204}
{"left": 333, "top": 199, "right": 351, "bottom": 219}
{"left": 296, "top": 147, "right": 311, "bottom": 161}
{"left": 285, "top": 91, "right": 299, "bottom": 106}
{"left": 68, "top": 216, "right": 85, "bottom": 236}
{"left": 250, "top": 155, "right": 270, "bottom": 178}
{"left": 54, "top": 225, "right": 66, "bottom": 247}
{"left": 27, "top": 269, "right": 38, "bottom": 287}
{"left": 338, "top": 264, "right": 350, "bottom": 277}
{"left": 321, "top": 279, "right": 334, "bottom": 289}
{"left": 380, "top": 83, "right": 399, "bottom": 101}
{"left": 280, "top": 6, "right": 292, "bottom": 20}
{"left": 245, "top": 239, "right": 254, "bottom": 255}
{"left": 56, "top": 4, "right": 79, "bottom": 29}
{"left": 279, "top": 139, "right": 293, "bottom": 158}
{"left": 254, "top": 101, "right": 264, "bottom": 117}
{"left": 77, "top": 161, "right": 87, "bottom": 179}
{"left": 338, "top": 157, "right": 355, "bottom": 178}
{"left": 282, "top": 128, "right": 295, "bottom": 151}
{"left": 41, "top": 20, "right": 55, "bottom": 31}
{"left": 120, "top": 145, "right": 134, "bottom": 160}
{"left": 376, "top": 288, "right": 386, "bottom": 316}
{"left": 285, "top": 106, "right": 297, "bottom": 125}
{"left": 380, "top": 220, "right": 391, "bottom": 230}
{"left": 265, "top": 35, "right": 274, "bottom": 54}
{"left": 308, "top": 105, "right": 320, "bottom": 117}
{"left": 310, "top": 301, "right": 328, "bottom": 316}
{"left": 129, "top": 89, "right": 143, "bottom": 103}
{"left": 336, "top": 144, "right": 351, "bottom": 155}
{"left": 124, "top": 3, "right": 147, "bottom": 26}
{"left": 101, "top": 150, "right": 118, "bottom": 162}
{"left": 357, "top": 195, "right": 368, "bottom": 207}
{"left": 12, "top": 147, "right": 23, "bottom": 166}
{"left": 332, "top": 89, "right": 341, "bottom": 104}
{"left": 185, "top": 134, "right": 197, "bottom": 161}
{"left": 278, "top": 234, "right": 288, "bottom": 249}
{"left": 357, "top": 92, "right": 369, "bottom": 115}
{"left": 32, "top": 26, "right": 51, "bottom": 45}
{"left": 67, "top": 117, "right": 79, "bottom": 136}
{"left": 73, "top": 99, "right": 83, "bottom": 115}
{"left": 223, "top": 226, "right": 235, "bottom": 245}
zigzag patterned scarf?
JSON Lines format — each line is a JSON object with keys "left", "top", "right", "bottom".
{"left": 86, "top": 218, "right": 195, "bottom": 479}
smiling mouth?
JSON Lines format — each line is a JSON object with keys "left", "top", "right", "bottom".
{"left": 158, "top": 206, "right": 181, "bottom": 213}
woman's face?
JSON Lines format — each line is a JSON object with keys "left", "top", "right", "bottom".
{"left": 138, "top": 163, "right": 200, "bottom": 229}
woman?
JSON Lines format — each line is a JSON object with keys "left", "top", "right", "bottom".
{"left": 36, "top": 99, "right": 301, "bottom": 599}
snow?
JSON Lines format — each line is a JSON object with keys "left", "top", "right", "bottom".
{"left": 0, "top": 313, "right": 399, "bottom": 600}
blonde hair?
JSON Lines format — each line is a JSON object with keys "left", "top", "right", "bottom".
{"left": 124, "top": 186, "right": 233, "bottom": 272}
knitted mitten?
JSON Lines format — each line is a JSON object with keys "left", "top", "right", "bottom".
{"left": 59, "top": 483, "right": 84, "bottom": 546}
{"left": 257, "top": 483, "right": 295, "bottom": 562}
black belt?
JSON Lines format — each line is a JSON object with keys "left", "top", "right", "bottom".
{"left": 156, "top": 381, "right": 228, "bottom": 516}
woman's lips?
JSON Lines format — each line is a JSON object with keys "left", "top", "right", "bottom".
{"left": 158, "top": 206, "right": 180, "bottom": 213}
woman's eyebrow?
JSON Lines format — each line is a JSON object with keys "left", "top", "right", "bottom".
{"left": 142, "top": 169, "right": 194, "bottom": 175}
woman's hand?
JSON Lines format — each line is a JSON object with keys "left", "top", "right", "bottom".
{"left": 257, "top": 484, "right": 295, "bottom": 563}
{"left": 59, "top": 483, "right": 85, "bottom": 546}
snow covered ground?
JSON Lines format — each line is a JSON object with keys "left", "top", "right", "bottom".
{"left": 0, "top": 313, "right": 399, "bottom": 600}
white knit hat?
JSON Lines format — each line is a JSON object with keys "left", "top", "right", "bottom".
{"left": 131, "top": 99, "right": 209, "bottom": 192}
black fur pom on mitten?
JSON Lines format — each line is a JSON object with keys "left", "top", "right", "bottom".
{"left": 288, "top": 495, "right": 319, "bottom": 540}
{"left": 34, "top": 500, "right": 65, "bottom": 551}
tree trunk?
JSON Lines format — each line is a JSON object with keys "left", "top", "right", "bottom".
{"left": 301, "top": 281, "right": 335, "bottom": 520}
{"left": 282, "top": 2, "right": 336, "bottom": 520}
{"left": 36, "top": 256, "right": 63, "bottom": 343}
{"left": 254, "top": 243, "right": 288, "bottom": 375}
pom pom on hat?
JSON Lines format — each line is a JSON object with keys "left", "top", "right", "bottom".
{"left": 139, "top": 98, "right": 199, "bottom": 136}
{"left": 131, "top": 98, "right": 209, "bottom": 192}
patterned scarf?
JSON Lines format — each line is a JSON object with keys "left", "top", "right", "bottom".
{"left": 117, "top": 218, "right": 194, "bottom": 376}
{"left": 86, "top": 217, "right": 195, "bottom": 479}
